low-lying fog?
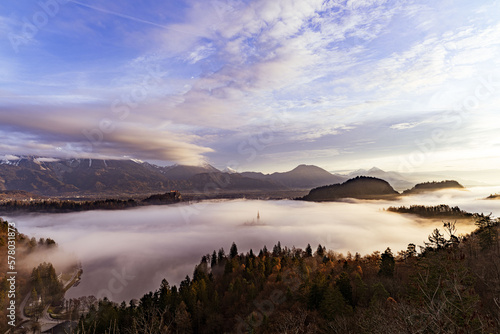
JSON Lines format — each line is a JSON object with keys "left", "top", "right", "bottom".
{"left": 5, "top": 186, "right": 500, "bottom": 303}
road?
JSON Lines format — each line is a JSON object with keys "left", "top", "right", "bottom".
{"left": 18, "top": 294, "right": 31, "bottom": 322}
{"left": 5, "top": 266, "right": 83, "bottom": 334}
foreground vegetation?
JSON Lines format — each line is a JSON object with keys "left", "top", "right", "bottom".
{"left": 0, "top": 219, "right": 65, "bottom": 332}
{"left": 72, "top": 217, "right": 500, "bottom": 334}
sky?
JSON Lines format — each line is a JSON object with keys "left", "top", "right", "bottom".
{"left": 1, "top": 0, "right": 500, "bottom": 174}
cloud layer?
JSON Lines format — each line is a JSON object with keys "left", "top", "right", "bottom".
{"left": 9, "top": 186, "right": 500, "bottom": 302}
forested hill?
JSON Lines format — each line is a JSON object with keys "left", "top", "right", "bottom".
{"left": 300, "top": 176, "right": 399, "bottom": 201}
{"left": 386, "top": 204, "right": 479, "bottom": 219}
{"left": 402, "top": 180, "right": 464, "bottom": 194}
{"left": 74, "top": 217, "right": 500, "bottom": 333}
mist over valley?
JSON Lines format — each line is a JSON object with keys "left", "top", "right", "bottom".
{"left": 5, "top": 185, "right": 499, "bottom": 303}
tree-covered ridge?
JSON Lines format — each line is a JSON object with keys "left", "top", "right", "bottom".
{"left": 74, "top": 218, "right": 500, "bottom": 334}
{"left": 386, "top": 204, "right": 479, "bottom": 219}
{"left": 0, "top": 191, "right": 181, "bottom": 214}
{"left": 300, "top": 176, "right": 399, "bottom": 201}
{"left": 486, "top": 193, "right": 500, "bottom": 200}
{"left": 402, "top": 180, "right": 464, "bottom": 194}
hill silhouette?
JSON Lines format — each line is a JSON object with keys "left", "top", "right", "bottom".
{"left": 300, "top": 176, "right": 399, "bottom": 201}
{"left": 403, "top": 180, "right": 464, "bottom": 195}
{"left": 486, "top": 194, "right": 500, "bottom": 200}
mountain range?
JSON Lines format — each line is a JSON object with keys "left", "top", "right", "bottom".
{"left": 346, "top": 167, "right": 414, "bottom": 191}
{"left": 0, "top": 157, "right": 348, "bottom": 196}
{"left": 0, "top": 156, "right": 465, "bottom": 198}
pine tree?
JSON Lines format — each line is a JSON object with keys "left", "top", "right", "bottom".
{"left": 211, "top": 250, "right": 217, "bottom": 267}
{"left": 336, "top": 272, "right": 353, "bottom": 305}
{"left": 426, "top": 229, "right": 448, "bottom": 250}
{"left": 305, "top": 244, "right": 312, "bottom": 257}
{"left": 316, "top": 244, "right": 324, "bottom": 257}
{"left": 379, "top": 247, "right": 395, "bottom": 277}
{"left": 31, "top": 288, "right": 38, "bottom": 303}
{"left": 320, "top": 286, "right": 352, "bottom": 320}
{"left": 475, "top": 215, "right": 499, "bottom": 250}
{"left": 229, "top": 242, "right": 238, "bottom": 259}
{"left": 217, "top": 248, "right": 225, "bottom": 262}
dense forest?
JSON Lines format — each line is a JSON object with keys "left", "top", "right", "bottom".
{"left": 386, "top": 204, "right": 479, "bottom": 219}
{"left": 70, "top": 217, "right": 500, "bottom": 334}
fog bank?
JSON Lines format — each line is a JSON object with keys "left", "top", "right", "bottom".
{"left": 5, "top": 186, "right": 499, "bottom": 303}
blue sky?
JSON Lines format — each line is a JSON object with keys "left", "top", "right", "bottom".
{"left": 1, "top": 0, "right": 500, "bottom": 173}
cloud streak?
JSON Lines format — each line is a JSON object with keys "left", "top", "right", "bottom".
{"left": 1, "top": 0, "right": 500, "bottom": 171}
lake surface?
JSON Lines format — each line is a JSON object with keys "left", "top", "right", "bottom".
{"left": 5, "top": 186, "right": 500, "bottom": 303}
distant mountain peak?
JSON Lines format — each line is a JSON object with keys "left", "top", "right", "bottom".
{"left": 293, "top": 164, "right": 321, "bottom": 170}
{"left": 223, "top": 167, "right": 238, "bottom": 174}
{"left": 347, "top": 166, "right": 413, "bottom": 192}
{"left": 368, "top": 167, "right": 384, "bottom": 173}
{"left": 200, "top": 162, "right": 215, "bottom": 168}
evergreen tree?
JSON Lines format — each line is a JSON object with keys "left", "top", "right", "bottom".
{"left": 211, "top": 250, "right": 217, "bottom": 267}
{"left": 229, "top": 242, "right": 238, "bottom": 259}
{"left": 305, "top": 244, "right": 313, "bottom": 257}
{"left": 406, "top": 243, "right": 417, "bottom": 258}
{"left": 272, "top": 242, "right": 282, "bottom": 256}
{"left": 475, "top": 215, "right": 498, "bottom": 250}
{"left": 307, "top": 283, "right": 324, "bottom": 310}
{"left": 336, "top": 272, "right": 353, "bottom": 306}
{"left": 379, "top": 247, "right": 395, "bottom": 277}
{"left": 426, "top": 229, "right": 448, "bottom": 250}
{"left": 31, "top": 288, "right": 38, "bottom": 303}
{"left": 320, "top": 286, "right": 352, "bottom": 320}
{"left": 217, "top": 248, "right": 225, "bottom": 262}
{"left": 262, "top": 245, "right": 268, "bottom": 256}
{"left": 317, "top": 244, "right": 324, "bottom": 257}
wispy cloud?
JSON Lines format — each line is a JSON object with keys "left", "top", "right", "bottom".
{"left": 1, "top": 0, "right": 499, "bottom": 171}
{"left": 390, "top": 122, "right": 423, "bottom": 130}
